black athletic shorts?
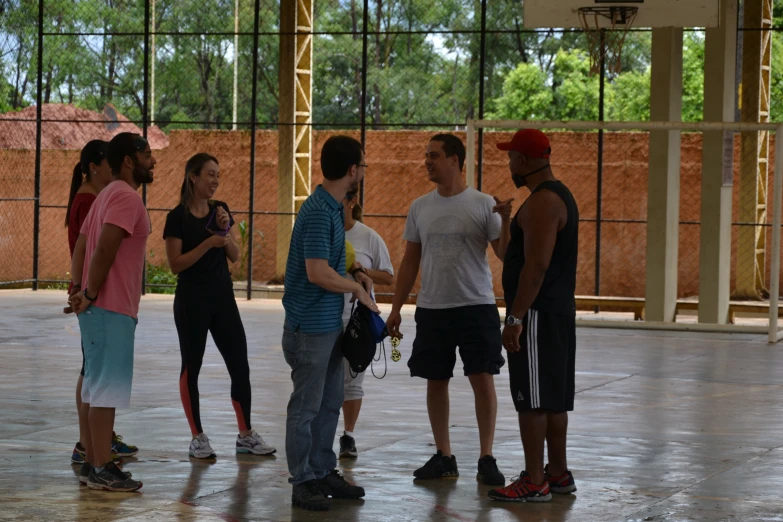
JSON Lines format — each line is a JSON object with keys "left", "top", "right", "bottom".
{"left": 509, "top": 309, "right": 576, "bottom": 412}
{"left": 408, "top": 305, "right": 505, "bottom": 380}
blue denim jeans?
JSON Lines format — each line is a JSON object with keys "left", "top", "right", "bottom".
{"left": 282, "top": 320, "right": 344, "bottom": 485}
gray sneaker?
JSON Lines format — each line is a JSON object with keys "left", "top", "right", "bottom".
{"left": 87, "top": 462, "right": 142, "bottom": 492}
{"left": 189, "top": 433, "right": 217, "bottom": 459}
{"left": 236, "top": 430, "right": 276, "bottom": 455}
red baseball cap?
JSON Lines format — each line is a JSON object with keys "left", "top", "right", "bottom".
{"left": 496, "top": 129, "right": 551, "bottom": 159}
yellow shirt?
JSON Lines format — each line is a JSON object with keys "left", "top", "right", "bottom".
{"left": 345, "top": 240, "right": 356, "bottom": 272}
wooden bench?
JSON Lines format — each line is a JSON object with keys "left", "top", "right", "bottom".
{"left": 575, "top": 296, "right": 646, "bottom": 320}
{"left": 676, "top": 301, "right": 783, "bottom": 324}
{"left": 575, "top": 297, "right": 783, "bottom": 324}
{"left": 387, "top": 294, "right": 783, "bottom": 325}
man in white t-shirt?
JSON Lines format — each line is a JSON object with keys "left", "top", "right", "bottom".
{"left": 387, "top": 133, "right": 513, "bottom": 486}
{"left": 338, "top": 192, "right": 394, "bottom": 458}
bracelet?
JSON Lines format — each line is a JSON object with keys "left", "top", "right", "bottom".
{"left": 71, "top": 283, "right": 81, "bottom": 290}
{"left": 351, "top": 267, "right": 368, "bottom": 278}
{"left": 83, "top": 288, "right": 97, "bottom": 302}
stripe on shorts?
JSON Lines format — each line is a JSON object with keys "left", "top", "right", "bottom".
{"left": 527, "top": 310, "right": 540, "bottom": 408}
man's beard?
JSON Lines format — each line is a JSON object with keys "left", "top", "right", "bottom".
{"left": 349, "top": 178, "right": 360, "bottom": 192}
{"left": 132, "top": 163, "right": 153, "bottom": 184}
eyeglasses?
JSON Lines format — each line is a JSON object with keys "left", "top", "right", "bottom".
{"left": 356, "top": 163, "right": 368, "bottom": 168}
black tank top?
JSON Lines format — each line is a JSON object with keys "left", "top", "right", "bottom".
{"left": 502, "top": 180, "right": 579, "bottom": 315}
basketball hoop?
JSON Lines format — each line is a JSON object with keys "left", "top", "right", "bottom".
{"left": 577, "top": 6, "right": 638, "bottom": 75}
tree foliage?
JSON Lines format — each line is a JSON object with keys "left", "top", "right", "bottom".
{"left": 0, "top": 1, "right": 781, "bottom": 129}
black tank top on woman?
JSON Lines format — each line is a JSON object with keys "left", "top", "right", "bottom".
{"left": 502, "top": 180, "right": 579, "bottom": 315}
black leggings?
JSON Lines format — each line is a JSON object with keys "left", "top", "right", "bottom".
{"left": 174, "top": 284, "right": 251, "bottom": 435}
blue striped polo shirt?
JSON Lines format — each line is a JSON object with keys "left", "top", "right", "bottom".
{"left": 282, "top": 185, "right": 346, "bottom": 333}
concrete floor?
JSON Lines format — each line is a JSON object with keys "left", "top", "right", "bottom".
{"left": 1, "top": 290, "right": 783, "bottom": 521}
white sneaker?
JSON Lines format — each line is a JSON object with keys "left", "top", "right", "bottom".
{"left": 236, "top": 430, "right": 276, "bottom": 455}
{"left": 189, "top": 433, "right": 216, "bottom": 459}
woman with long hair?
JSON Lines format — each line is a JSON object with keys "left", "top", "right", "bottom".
{"left": 164, "top": 153, "right": 275, "bottom": 459}
{"left": 67, "top": 140, "right": 139, "bottom": 474}
{"left": 338, "top": 191, "right": 394, "bottom": 458}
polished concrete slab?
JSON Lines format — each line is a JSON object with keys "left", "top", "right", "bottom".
{"left": 1, "top": 290, "right": 783, "bottom": 521}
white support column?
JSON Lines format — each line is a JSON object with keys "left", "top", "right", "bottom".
{"left": 699, "top": 0, "right": 738, "bottom": 324}
{"left": 646, "top": 28, "right": 683, "bottom": 322}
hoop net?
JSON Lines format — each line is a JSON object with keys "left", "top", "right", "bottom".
{"left": 577, "top": 6, "right": 638, "bottom": 75}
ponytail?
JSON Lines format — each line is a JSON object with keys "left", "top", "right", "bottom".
{"left": 65, "top": 163, "right": 86, "bottom": 227}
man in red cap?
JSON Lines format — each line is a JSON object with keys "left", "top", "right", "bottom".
{"left": 488, "top": 129, "right": 580, "bottom": 503}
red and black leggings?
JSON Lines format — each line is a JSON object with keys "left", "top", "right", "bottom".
{"left": 174, "top": 282, "right": 251, "bottom": 435}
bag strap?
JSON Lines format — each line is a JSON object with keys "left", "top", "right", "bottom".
{"left": 370, "top": 340, "right": 388, "bottom": 379}
{"left": 205, "top": 208, "right": 216, "bottom": 229}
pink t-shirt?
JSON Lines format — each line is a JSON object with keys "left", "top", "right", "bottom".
{"left": 80, "top": 181, "right": 150, "bottom": 319}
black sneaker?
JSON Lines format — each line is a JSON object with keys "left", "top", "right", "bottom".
{"left": 318, "top": 469, "right": 365, "bottom": 499}
{"left": 477, "top": 455, "right": 505, "bottom": 486}
{"left": 80, "top": 463, "right": 131, "bottom": 485}
{"left": 79, "top": 463, "right": 91, "bottom": 485}
{"left": 339, "top": 433, "right": 358, "bottom": 458}
{"left": 87, "top": 462, "right": 142, "bottom": 492}
{"left": 413, "top": 450, "right": 459, "bottom": 480}
{"left": 292, "top": 480, "right": 330, "bottom": 511}
{"left": 545, "top": 464, "right": 577, "bottom": 494}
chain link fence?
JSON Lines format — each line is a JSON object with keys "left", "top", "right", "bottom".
{"left": 0, "top": 1, "right": 780, "bottom": 310}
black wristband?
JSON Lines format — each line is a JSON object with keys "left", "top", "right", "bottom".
{"left": 351, "top": 267, "right": 368, "bottom": 278}
{"left": 83, "top": 288, "right": 97, "bottom": 302}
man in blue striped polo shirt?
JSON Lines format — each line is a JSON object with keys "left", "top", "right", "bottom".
{"left": 282, "top": 135, "right": 379, "bottom": 511}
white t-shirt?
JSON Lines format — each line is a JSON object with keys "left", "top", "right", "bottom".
{"left": 342, "top": 221, "right": 394, "bottom": 324}
{"left": 403, "top": 187, "right": 501, "bottom": 309}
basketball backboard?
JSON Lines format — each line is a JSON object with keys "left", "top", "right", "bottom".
{"left": 523, "top": 0, "right": 720, "bottom": 29}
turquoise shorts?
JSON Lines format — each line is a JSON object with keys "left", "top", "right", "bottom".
{"left": 78, "top": 305, "right": 137, "bottom": 408}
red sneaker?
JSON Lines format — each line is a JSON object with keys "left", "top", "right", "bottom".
{"left": 488, "top": 471, "right": 552, "bottom": 502}
{"left": 545, "top": 465, "right": 577, "bottom": 494}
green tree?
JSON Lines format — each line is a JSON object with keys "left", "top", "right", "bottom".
{"left": 607, "top": 69, "right": 651, "bottom": 121}
{"left": 486, "top": 62, "right": 552, "bottom": 120}
{"left": 682, "top": 31, "right": 705, "bottom": 122}
{"left": 551, "top": 49, "right": 599, "bottom": 121}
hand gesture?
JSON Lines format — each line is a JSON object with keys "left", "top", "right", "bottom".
{"left": 71, "top": 290, "right": 91, "bottom": 315}
{"left": 386, "top": 310, "right": 403, "bottom": 340}
{"left": 216, "top": 206, "right": 230, "bottom": 229}
{"left": 208, "top": 234, "right": 230, "bottom": 249}
{"left": 502, "top": 324, "right": 523, "bottom": 353}
{"left": 352, "top": 285, "right": 380, "bottom": 313}
{"left": 492, "top": 196, "right": 515, "bottom": 221}
{"left": 64, "top": 285, "right": 81, "bottom": 314}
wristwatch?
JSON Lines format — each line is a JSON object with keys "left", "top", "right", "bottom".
{"left": 352, "top": 267, "right": 368, "bottom": 278}
{"left": 83, "top": 288, "right": 97, "bottom": 302}
{"left": 505, "top": 314, "right": 524, "bottom": 327}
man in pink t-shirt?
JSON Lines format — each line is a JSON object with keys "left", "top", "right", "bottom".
{"left": 71, "top": 132, "right": 155, "bottom": 492}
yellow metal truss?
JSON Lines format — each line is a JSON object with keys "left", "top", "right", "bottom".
{"left": 277, "top": 0, "right": 313, "bottom": 278}
{"left": 736, "top": 0, "right": 772, "bottom": 299}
